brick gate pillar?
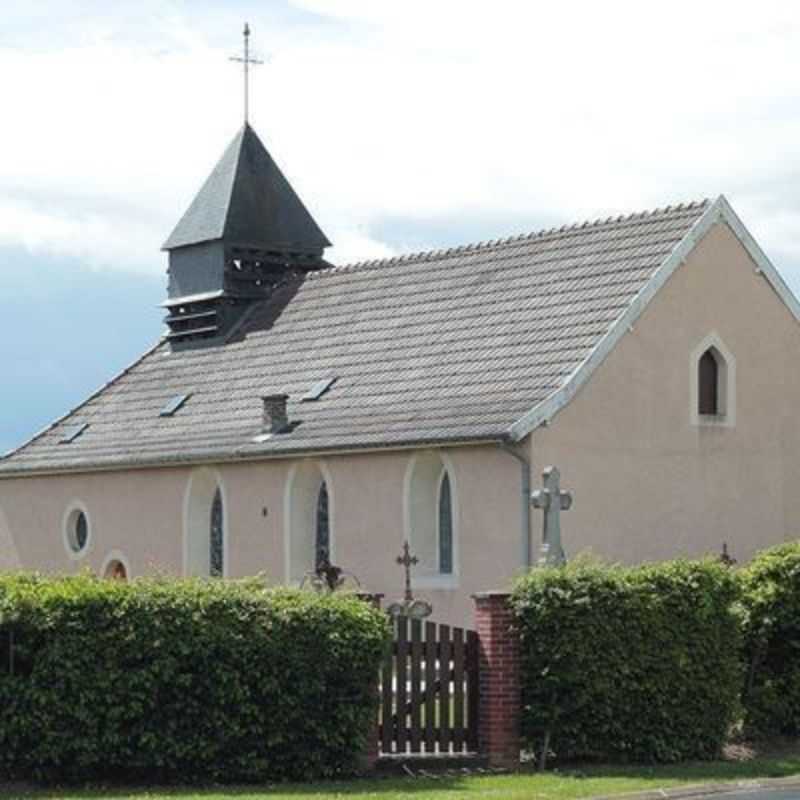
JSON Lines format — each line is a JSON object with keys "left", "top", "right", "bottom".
{"left": 473, "top": 591, "right": 521, "bottom": 769}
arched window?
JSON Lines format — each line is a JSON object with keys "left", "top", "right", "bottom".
{"left": 210, "top": 488, "right": 224, "bottom": 578}
{"left": 315, "top": 482, "right": 330, "bottom": 567}
{"left": 184, "top": 468, "right": 226, "bottom": 577}
{"left": 285, "top": 461, "right": 334, "bottom": 583}
{"left": 698, "top": 348, "right": 719, "bottom": 415}
{"left": 104, "top": 560, "right": 128, "bottom": 580}
{"left": 406, "top": 451, "right": 458, "bottom": 584}
{"left": 438, "top": 472, "right": 453, "bottom": 575}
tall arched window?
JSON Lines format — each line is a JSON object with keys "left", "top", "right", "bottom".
{"left": 438, "top": 472, "right": 453, "bottom": 575}
{"left": 406, "top": 451, "right": 458, "bottom": 584}
{"left": 316, "top": 482, "right": 330, "bottom": 567}
{"left": 184, "top": 468, "right": 226, "bottom": 577}
{"left": 285, "top": 461, "right": 334, "bottom": 583}
{"left": 210, "top": 488, "right": 224, "bottom": 577}
{"left": 698, "top": 348, "right": 719, "bottom": 415}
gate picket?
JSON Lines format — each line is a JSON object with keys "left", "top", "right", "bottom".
{"left": 395, "top": 616, "right": 408, "bottom": 752}
{"left": 438, "top": 624, "right": 451, "bottom": 753}
{"left": 409, "top": 619, "right": 422, "bottom": 752}
{"left": 452, "top": 626, "right": 465, "bottom": 750}
{"left": 466, "top": 629, "right": 479, "bottom": 752}
{"left": 380, "top": 636, "right": 393, "bottom": 753}
{"left": 424, "top": 621, "right": 437, "bottom": 752}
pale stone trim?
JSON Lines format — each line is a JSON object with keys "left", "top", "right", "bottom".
{"left": 182, "top": 467, "right": 228, "bottom": 578}
{"left": 509, "top": 195, "right": 800, "bottom": 441}
{"left": 62, "top": 500, "right": 92, "bottom": 561}
{"left": 690, "top": 331, "right": 736, "bottom": 428}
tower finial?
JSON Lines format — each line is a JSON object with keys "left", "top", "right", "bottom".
{"left": 229, "top": 22, "right": 263, "bottom": 124}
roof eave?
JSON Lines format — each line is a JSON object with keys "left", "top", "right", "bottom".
{"left": 506, "top": 195, "right": 800, "bottom": 442}
{"left": 0, "top": 433, "right": 506, "bottom": 479}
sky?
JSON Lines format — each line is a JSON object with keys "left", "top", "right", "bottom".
{"left": 2, "top": 0, "right": 800, "bottom": 453}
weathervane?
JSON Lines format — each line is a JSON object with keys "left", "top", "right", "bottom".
{"left": 229, "top": 22, "right": 263, "bottom": 124}
{"left": 386, "top": 541, "right": 433, "bottom": 620}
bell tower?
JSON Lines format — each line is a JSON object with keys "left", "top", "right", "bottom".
{"left": 161, "top": 26, "right": 330, "bottom": 347}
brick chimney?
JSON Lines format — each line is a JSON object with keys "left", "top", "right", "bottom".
{"left": 262, "top": 393, "right": 290, "bottom": 434}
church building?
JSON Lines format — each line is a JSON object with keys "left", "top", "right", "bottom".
{"left": 1, "top": 118, "right": 800, "bottom": 624}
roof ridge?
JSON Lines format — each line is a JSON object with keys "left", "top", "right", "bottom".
{"left": 313, "top": 199, "right": 711, "bottom": 279}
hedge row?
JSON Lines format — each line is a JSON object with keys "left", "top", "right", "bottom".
{"left": 512, "top": 542, "right": 800, "bottom": 764}
{"left": 0, "top": 575, "right": 389, "bottom": 783}
{"left": 740, "top": 542, "right": 800, "bottom": 736}
{"left": 512, "top": 558, "right": 743, "bottom": 763}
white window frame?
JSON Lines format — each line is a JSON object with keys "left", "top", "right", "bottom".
{"left": 62, "top": 500, "right": 92, "bottom": 560}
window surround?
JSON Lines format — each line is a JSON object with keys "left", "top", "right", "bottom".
{"left": 403, "top": 451, "right": 460, "bottom": 590}
{"left": 182, "top": 467, "right": 228, "bottom": 578}
{"left": 283, "top": 460, "right": 335, "bottom": 585}
{"left": 62, "top": 500, "right": 92, "bottom": 560}
{"left": 101, "top": 549, "right": 132, "bottom": 580}
{"left": 690, "top": 332, "right": 736, "bottom": 428}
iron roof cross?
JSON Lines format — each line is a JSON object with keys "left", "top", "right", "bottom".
{"left": 229, "top": 23, "right": 263, "bottom": 124}
{"left": 531, "top": 465, "right": 572, "bottom": 567}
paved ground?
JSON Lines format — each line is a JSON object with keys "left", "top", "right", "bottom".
{"left": 702, "top": 792, "right": 800, "bottom": 799}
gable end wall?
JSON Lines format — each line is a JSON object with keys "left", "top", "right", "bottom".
{"left": 530, "top": 221, "right": 800, "bottom": 564}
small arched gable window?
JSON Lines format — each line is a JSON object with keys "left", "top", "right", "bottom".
{"left": 691, "top": 334, "right": 735, "bottom": 427}
{"left": 438, "top": 472, "right": 453, "bottom": 575}
{"left": 316, "top": 481, "right": 330, "bottom": 567}
{"left": 698, "top": 349, "right": 719, "bottom": 415}
{"left": 210, "top": 488, "right": 224, "bottom": 578}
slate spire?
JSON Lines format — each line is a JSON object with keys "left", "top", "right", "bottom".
{"left": 163, "top": 123, "right": 330, "bottom": 253}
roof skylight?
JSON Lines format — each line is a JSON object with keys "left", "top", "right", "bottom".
{"left": 301, "top": 377, "right": 337, "bottom": 402}
{"left": 160, "top": 393, "right": 191, "bottom": 417}
{"left": 59, "top": 423, "right": 88, "bottom": 444}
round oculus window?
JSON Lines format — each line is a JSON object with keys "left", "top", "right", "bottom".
{"left": 66, "top": 508, "right": 89, "bottom": 555}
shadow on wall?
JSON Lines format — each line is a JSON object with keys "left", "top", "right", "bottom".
{"left": 0, "top": 504, "right": 21, "bottom": 570}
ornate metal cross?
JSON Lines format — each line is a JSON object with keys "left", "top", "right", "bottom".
{"left": 397, "top": 540, "right": 418, "bottom": 604}
{"left": 386, "top": 541, "right": 432, "bottom": 620}
{"left": 531, "top": 465, "right": 572, "bottom": 567}
{"left": 229, "top": 23, "right": 263, "bottom": 124}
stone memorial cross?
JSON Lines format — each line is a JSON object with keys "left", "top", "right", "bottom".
{"left": 530, "top": 465, "right": 572, "bottom": 566}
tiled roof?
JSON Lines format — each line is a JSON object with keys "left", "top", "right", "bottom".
{"left": 0, "top": 201, "right": 709, "bottom": 475}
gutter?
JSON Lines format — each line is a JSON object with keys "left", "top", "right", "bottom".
{"left": 498, "top": 441, "right": 532, "bottom": 569}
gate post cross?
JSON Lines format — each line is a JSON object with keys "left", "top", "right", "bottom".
{"left": 530, "top": 465, "right": 572, "bottom": 567}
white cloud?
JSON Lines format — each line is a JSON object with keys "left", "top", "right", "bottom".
{"left": 2, "top": 1, "right": 800, "bottom": 285}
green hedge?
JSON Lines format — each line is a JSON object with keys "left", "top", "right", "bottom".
{"left": 740, "top": 541, "right": 800, "bottom": 736}
{"left": 511, "top": 559, "right": 742, "bottom": 764}
{"left": 0, "top": 575, "right": 389, "bottom": 783}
